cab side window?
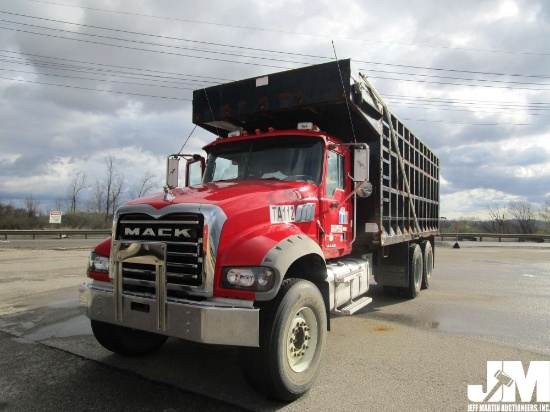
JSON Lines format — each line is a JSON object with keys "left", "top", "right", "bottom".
{"left": 326, "top": 151, "right": 344, "bottom": 197}
{"left": 187, "top": 160, "right": 203, "bottom": 186}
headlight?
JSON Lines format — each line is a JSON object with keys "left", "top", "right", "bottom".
{"left": 221, "top": 267, "right": 275, "bottom": 292}
{"left": 87, "top": 252, "right": 110, "bottom": 282}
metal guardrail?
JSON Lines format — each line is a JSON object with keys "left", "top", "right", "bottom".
{"left": 1, "top": 229, "right": 548, "bottom": 242}
{"left": 0, "top": 229, "right": 111, "bottom": 240}
{"left": 439, "top": 233, "right": 550, "bottom": 243}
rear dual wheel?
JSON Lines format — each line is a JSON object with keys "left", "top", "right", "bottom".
{"left": 406, "top": 241, "right": 433, "bottom": 298}
{"left": 407, "top": 243, "right": 423, "bottom": 299}
{"left": 421, "top": 240, "right": 433, "bottom": 289}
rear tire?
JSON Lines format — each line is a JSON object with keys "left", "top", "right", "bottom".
{"left": 239, "top": 278, "right": 327, "bottom": 401}
{"left": 406, "top": 244, "right": 423, "bottom": 299}
{"left": 421, "top": 240, "right": 433, "bottom": 290}
{"left": 91, "top": 320, "right": 168, "bottom": 356}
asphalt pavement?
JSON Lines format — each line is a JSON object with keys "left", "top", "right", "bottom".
{"left": 0, "top": 330, "right": 247, "bottom": 412}
{"left": 0, "top": 240, "right": 549, "bottom": 411}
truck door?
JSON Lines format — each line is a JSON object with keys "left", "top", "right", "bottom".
{"left": 320, "top": 148, "right": 352, "bottom": 258}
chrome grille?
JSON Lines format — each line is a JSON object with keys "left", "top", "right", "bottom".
{"left": 116, "top": 213, "right": 204, "bottom": 296}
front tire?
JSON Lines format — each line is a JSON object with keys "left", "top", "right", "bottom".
{"left": 239, "top": 279, "right": 327, "bottom": 401}
{"left": 91, "top": 320, "right": 168, "bottom": 356}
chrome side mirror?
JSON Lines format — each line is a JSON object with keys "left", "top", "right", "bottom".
{"left": 356, "top": 181, "right": 373, "bottom": 198}
{"left": 166, "top": 156, "right": 180, "bottom": 188}
{"left": 353, "top": 145, "right": 369, "bottom": 182}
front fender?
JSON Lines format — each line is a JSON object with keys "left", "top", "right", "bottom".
{"left": 257, "top": 234, "right": 325, "bottom": 301}
{"left": 218, "top": 223, "right": 306, "bottom": 268}
{"left": 217, "top": 223, "right": 324, "bottom": 301}
{"left": 94, "top": 236, "right": 112, "bottom": 256}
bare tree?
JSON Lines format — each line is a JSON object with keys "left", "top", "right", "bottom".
{"left": 87, "top": 180, "right": 105, "bottom": 214}
{"left": 508, "top": 200, "right": 535, "bottom": 234}
{"left": 23, "top": 195, "right": 42, "bottom": 228}
{"left": 103, "top": 154, "right": 125, "bottom": 221}
{"left": 128, "top": 170, "right": 158, "bottom": 199}
{"left": 24, "top": 195, "right": 41, "bottom": 218}
{"left": 538, "top": 197, "right": 550, "bottom": 234}
{"left": 86, "top": 154, "right": 124, "bottom": 222}
{"left": 53, "top": 196, "right": 65, "bottom": 212}
{"left": 483, "top": 204, "right": 510, "bottom": 233}
{"left": 66, "top": 171, "right": 88, "bottom": 213}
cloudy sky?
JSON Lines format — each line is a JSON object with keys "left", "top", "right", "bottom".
{"left": 0, "top": 0, "right": 548, "bottom": 219}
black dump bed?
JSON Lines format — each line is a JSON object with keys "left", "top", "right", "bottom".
{"left": 193, "top": 60, "right": 439, "bottom": 246}
{"left": 192, "top": 59, "right": 382, "bottom": 140}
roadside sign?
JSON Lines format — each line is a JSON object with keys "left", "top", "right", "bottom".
{"left": 49, "top": 211, "right": 62, "bottom": 224}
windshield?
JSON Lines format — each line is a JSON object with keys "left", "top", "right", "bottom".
{"left": 203, "top": 136, "right": 324, "bottom": 184}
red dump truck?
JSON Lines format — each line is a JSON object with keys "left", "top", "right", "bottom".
{"left": 80, "top": 59, "right": 440, "bottom": 401}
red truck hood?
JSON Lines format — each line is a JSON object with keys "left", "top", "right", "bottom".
{"left": 126, "top": 180, "right": 318, "bottom": 215}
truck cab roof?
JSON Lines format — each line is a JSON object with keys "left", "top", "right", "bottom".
{"left": 202, "top": 127, "right": 341, "bottom": 152}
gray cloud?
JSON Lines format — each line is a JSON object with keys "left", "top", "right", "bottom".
{"left": 0, "top": 0, "right": 548, "bottom": 218}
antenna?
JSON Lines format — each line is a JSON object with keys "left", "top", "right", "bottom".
{"left": 203, "top": 86, "right": 220, "bottom": 138}
{"left": 177, "top": 80, "right": 216, "bottom": 154}
{"left": 332, "top": 41, "right": 357, "bottom": 143}
{"left": 177, "top": 124, "right": 197, "bottom": 155}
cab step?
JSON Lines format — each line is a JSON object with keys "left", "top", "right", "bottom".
{"left": 332, "top": 296, "right": 372, "bottom": 316}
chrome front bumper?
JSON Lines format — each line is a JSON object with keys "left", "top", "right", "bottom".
{"left": 79, "top": 283, "right": 259, "bottom": 347}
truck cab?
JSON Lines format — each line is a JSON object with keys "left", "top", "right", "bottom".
{"left": 198, "top": 127, "right": 359, "bottom": 258}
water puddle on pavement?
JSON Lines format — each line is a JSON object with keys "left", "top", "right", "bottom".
{"left": 471, "top": 260, "right": 509, "bottom": 265}
{"left": 13, "top": 315, "right": 92, "bottom": 344}
{"left": 371, "top": 311, "right": 511, "bottom": 340}
{"left": 370, "top": 312, "right": 440, "bottom": 330}
{"left": 371, "top": 310, "right": 506, "bottom": 338}
{"left": 48, "top": 299, "right": 79, "bottom": 309}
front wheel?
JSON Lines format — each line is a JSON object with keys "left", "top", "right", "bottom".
{"left": 91, "top": 320, "right": 168, "bottom": 356}
{"left": 239, "top": 279, "right": 327, "bottom": 401}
